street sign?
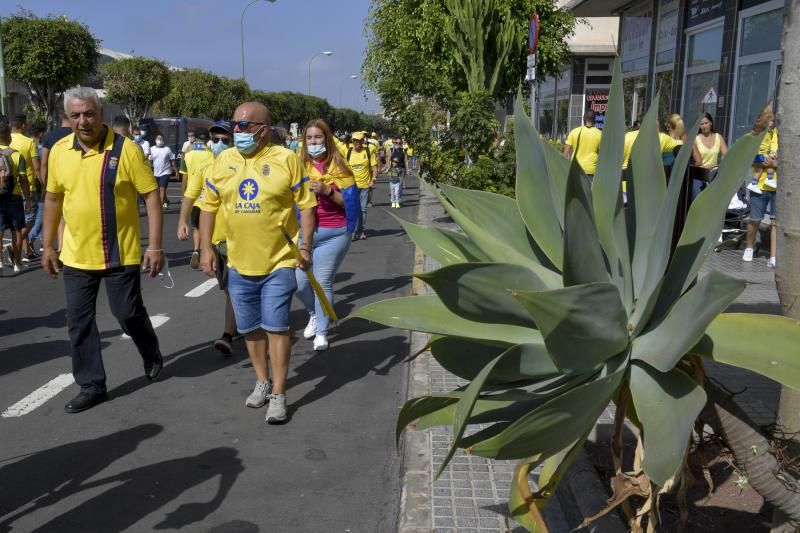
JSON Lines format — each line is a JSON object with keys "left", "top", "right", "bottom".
{"left": 528, "top": 14, "right": 539, "bottom": 55}
{"left": 701, "top": 86, "right": 718, "bottom": 104}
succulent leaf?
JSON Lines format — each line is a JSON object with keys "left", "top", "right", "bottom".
{"left": 391, "top": 213, "right": 488, "bottom": 266}
{"left": 430, "top": 337, "right": 561, "bottom": 382}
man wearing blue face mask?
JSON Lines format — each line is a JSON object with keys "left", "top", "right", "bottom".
{"left": 199, "top": 102, "right": 316, "bottom": 425}
{"left": 131, "top": 125, "right": 150, "bottom": 159}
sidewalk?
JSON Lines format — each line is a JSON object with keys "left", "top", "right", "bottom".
{"left": 398, "top": 183, "right": 782, "bottom": 533}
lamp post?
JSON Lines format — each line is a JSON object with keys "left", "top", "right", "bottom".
{"left": 339, "top": 75, "right": 357, "bottom": 108}
{"left": 307, "top": 51, "right": 333, "bottom": 96}
{"left": 240, "top": 0, "right": 276, "bottom": 81}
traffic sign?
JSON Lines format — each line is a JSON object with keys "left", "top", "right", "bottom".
{"left": 701, "top": 86, "right": 718, "bottom": 104}
{"left": 529, "top": 14, "right": 539, "bottom": 54}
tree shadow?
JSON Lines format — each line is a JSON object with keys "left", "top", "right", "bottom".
{"left": 336, "top": 276, "right": 413, "bottom": 307}
{"left": 286, "top": 334, "right": 408, "bottom": 416}
{"left": 0, "top": 424, "right": 163, "bottom": 530}
{"left": 0, "top": 308, "right": 67, "bottom": 339}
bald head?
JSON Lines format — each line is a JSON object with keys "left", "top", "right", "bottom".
{"left": 233, "top": 102, "right": 270, "bottom": 126}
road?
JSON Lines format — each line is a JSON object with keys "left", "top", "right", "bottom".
{"left": 0, "top": 172, "right": 419, "bottom": 533}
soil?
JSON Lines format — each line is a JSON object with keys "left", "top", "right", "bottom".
{"left": 585, "top": 439, "right": 774, "bottom": 532}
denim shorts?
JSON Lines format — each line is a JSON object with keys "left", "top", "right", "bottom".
{"left": 749, "top": 189, "right": 776, "bottom": 221}
{"left": 156, "top": 174, "right": 171, "bottom": 188}
{"left": 227, "top": 267, "right": 297, "bottom": 333}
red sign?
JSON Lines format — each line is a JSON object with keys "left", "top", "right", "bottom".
{"left": 529, "top": 14, "right": 540, "bottom": 54}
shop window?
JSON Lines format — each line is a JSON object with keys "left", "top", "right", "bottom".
{"left": 685, "top": 71, "right": 719, "bottom": 120}
{"left": 740, "top": 8, "right": 783, "bottom": 56}
{"left": 654, "top": 71, "right": 674, "bottom": 121}
{"left": 687, "top": 26, "right": 723, "bottom": 67}
{"left": 623, "top": 76, "right": 648, "bottom": 126}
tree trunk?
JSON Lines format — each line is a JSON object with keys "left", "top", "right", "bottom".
{"left": 772, "top": 0, "right": 800, "bottom": 530}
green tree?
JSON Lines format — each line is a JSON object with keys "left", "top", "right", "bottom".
{"left": 99, "top": 57, "right": 170, "bottom": 126}
{"left": 1, "top": 11, "right": 99, "bottom": 126}
{"left": 159, "top": 69, "right": 250, "bottom": 119}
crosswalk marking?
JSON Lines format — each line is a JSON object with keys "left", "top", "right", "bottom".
{"left": 184, "top": 278, "right": 218, "bottom": 297}
{"left": 2, "top": 373, "right": 75, "bottom": 418}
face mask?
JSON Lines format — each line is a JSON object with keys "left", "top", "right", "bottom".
{"left": 134, "top": 133, "right": 142, "bottom": 141}
{"left": 307, "top": 143, "right": 326, "bottom": 157}
{"left": 155, "top": 139, "right": 164, "bottom": 147}
{"left": 233, "top": 127, "right": 262, "bottom": 155}
{"left": 211, "top": 141, "right": 227, "bottom": 156}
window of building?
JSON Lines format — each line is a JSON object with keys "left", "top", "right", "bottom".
{"left": 621, "top": 1, "right": 653, "bottom": 126}
{"left": 652, "top": 0, "right": 678, "bottom": 114}
{"left": 683, "top": 20, "right": 724, "bottom": 121}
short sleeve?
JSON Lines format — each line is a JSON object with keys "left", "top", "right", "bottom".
{"left": 369, "top": 150, "right": 378, "bottom": 167}
{"left": 28, "top": 140, "right": 39, "bottom": 160}
{"left": 184, "top": 161, "right": 207, "bottom": 201}
{"left": 179, "top": 158, "right": 188, "bottom": 174}
{"left": 125, "top": 143, "right": 158, "bottom": 195}
{"left": 16, "top": 155, "right": 26, "bottom": 175}
{"left": 169, "top": 149, "right": 176, "bottom": 161}
{"left": 565, "top": 128, "right": 577, "bottom": 146}
{"left": 46, "top": 149, "right": 63, "bottom": 193}
{"left": 289, "top": 153, "right": 317, "bottom": 211}
{"left": 200, "top": 158, "right": 223, "bottom": 213}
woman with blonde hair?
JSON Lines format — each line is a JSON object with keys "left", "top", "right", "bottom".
{"left": 296, "top": 118, "right": 360, "bottom": 351}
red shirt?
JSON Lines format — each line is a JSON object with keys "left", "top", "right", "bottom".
{"left": 312, "top": 160, "right": 347, "bottom": 229}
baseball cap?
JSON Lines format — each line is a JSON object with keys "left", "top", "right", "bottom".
{"left": 352, "top": 131, "right": 365, "bottom": 141}
{"left": 209, "top": 120, "right": 233, "bottom": 136}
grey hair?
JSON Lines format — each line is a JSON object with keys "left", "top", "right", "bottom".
{"left": 63, "top": 87, "right": 102, "bottom": 112}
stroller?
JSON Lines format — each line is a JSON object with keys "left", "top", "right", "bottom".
{"left": 715, "top": 182, "right": 750, "bottom": 252}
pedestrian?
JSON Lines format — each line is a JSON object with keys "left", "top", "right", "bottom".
{"left": 149, "top": 133, "right": 178, "bottom": 209}
{"left": 0, "top": 121, "right": 32, "bottom": 274}
{"left": 691, "top": 113, "right": 728, "bottom": 198}
{"left": 179, "top": 129, "right": 214, "bottom": 267}
{"left": 562, "top": 110, "right": 602, "bottom": 179}
{"left": 9, "top": 114, "right": 41, "bottom": 263}
{"left": 199, "top": 102, "right": 317, "bottom": 424}
{"left": 178, "top": 121, "right": 237, "bottom": 355}
{"left": 112, "top": 115, "right": 131, "bottom": 138}
{"left": 41, "top": 87, "right": 165, "bottom": 414}
{"left": 39, "top": 114, "right": 73, "bottom": 253}
{"left": 621, "top": 119, "right": 641, "bottom": 205}
{"left": 743, "top": 109, "right": 779, "bottom": 268}
{"left": 181, "top": 130, "right": 196, "bottom": 156}
{"left": 385, "top": 135, "right": 409, "bottom": 208}
{"left": 297, "top": 118, "right": 359, "bottom": 351}
{"left": 131, "top": 125, "right": 150, "bottom": 158}
{"left": 346, "top": 131, "right": 378, "bottom": 240}
{"left": 26, "top": 123, "right": 47, "bottom": 254}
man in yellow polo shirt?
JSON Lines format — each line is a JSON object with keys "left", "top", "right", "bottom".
{"left": 346, "top": 131, "right": 378, "bottom": 240}
{"left": 0, "top": 122, "right": 31, "bottom": 274}
{"left": 179, "top": 129, "right": 214, "bottom": 268}
{"left": 41, "top": 87, "right": 166, "bottom": 414}
{"left": 199, "top": 101, "right": 316, "bottom": 425}
{"left": 9, "top": 114, "right": 40, "bottom": 263}
{"left": 563, "top": 110, "right": 603, "bottom": 179}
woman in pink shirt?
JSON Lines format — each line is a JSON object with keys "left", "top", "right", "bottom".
{"left": 296, "top": 118, "right": 356, "bottom": 351}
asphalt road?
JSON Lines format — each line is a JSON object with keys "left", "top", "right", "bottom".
{"left": 0, "top": 171, "right": 419, "bottom": 533}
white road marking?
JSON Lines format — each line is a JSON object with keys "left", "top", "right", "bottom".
{"left": 121, "top": 313, "right": 170, "bottom": 339}
{"left": 2, "top": 373, "right": 75, "bottom": 418}
{"left": 184, "top": 278, "right": 218, "bottom": 297}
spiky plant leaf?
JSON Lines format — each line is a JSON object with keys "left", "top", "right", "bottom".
{"left": 513, "top": 94, "right": 565, "bottom": 269}
{"left": 632, "top": 271, "right": 745, "bottom": 371}
{"left": 396, "top": 395, "right": 458, "bottom": 447}
{"left": 430, "top": 338, "right": 561, "bottom": 382}
{"left": 690, "top": 314, "right": 800, "bottom": 389}
{"left": 629, "top": 363, "right": 706, "bottom": 486}
{"left": 509, "top": 456, "right": 548, "bottom": 532}
{"left": 513, "top": 283, "right": 629, "bottom": 372}
{"left": 391, "top": 214, "right": 488, "bottom": 266}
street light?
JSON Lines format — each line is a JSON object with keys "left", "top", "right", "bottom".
{"left": 241, "top": 0, "right": 276, "bottom": 81}
{"left": 339, "top": 75, "right": 357, "bottom": 108}
{"left": 307, "top": 51, "right": 333, "bottom": 96}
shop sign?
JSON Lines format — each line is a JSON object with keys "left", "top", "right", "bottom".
{"left": 687, "top": 0, "right": 724, "bottom": 28}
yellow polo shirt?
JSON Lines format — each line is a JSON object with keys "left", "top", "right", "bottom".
{"left": 10, "top": 132, "right": 38, "bottom": 193}
{"left": 194, "top": 164, "right": 227, "bottom": 245}
{"left": 201, "top": 143, "right": 317, "bottom": 275}
{"left": 0, "top": 144, "right": 27, "bottom": 190}
{"left": 346, "top": 146, "right": 377, "bottom": 189}
{"left": 47, "top": 128, "right": 157, "bottom": 270}
{"left": 565, "top": 126, "right": 602, "bottom": 175}
{"left": 184, "top": 150, "right": 216, "bottom": 208}
{"left": 179, "top": 143, "right": 214, "bottom": 181}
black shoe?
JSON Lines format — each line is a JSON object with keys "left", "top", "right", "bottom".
{"left": 145, "top": 352, "right": 164, "bottom": 381}
{"left": 65, "top": 391, "right": 108, "bottom": 413}
{"left": 213, "top": 334, "right": 233, "bottom": 356}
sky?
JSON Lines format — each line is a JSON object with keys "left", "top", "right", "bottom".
{"left": 5, "top": 0, "right": 381, "bottom": 113}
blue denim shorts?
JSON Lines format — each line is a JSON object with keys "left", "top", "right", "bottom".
{"left": 227, "top": 267, "right": 297, "bottom": 333}
{"left": 749, "top": 190, "right": 776, "bottom": 221}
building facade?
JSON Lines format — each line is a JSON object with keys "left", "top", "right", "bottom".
{"left": 567, "top": 0, "right": 784, "bottom": 143}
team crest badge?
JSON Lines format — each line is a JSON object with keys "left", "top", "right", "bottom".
{"left": 262, "top": 163, "right": 270, "bottom": 176}
{"left": 108, "top": 157, "right": 119, "bottom": 170}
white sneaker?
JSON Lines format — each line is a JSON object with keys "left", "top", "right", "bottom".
{"left": 747, "top": 182, "right": 762, "bottom": 194}
{"left": 313, "top": 334, "right": 329, "bottom": 351}
{"left": 13, "top": 263, "right": 21, "bottom": 273}
{"left": 266, "top": 394, "right": 287, "bottom": 424}
{"left": 245, "top": 380, "right": 272, "bottom": 408}
{"left": 742, "top": 248, "right": 754, "bottom": 262}
{"left": 764, "top": 177, "right": 777, "bottom": 189}
{"left": 768, "top": 257, "right": 776, "bottom": 269}
{"left": 303, "top": 314, "right": 317, "bottom": 340}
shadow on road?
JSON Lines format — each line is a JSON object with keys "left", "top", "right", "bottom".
{"left": 0, "top": 308, "right": 67, "bottom": 339}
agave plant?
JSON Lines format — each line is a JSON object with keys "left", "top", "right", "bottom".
{"left": 351, "top": 61, "right": 800, "bottom": 531}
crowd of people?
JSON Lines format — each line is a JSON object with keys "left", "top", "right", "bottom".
{"left": 562, "top": 108, "right": 780, "bottom": 268}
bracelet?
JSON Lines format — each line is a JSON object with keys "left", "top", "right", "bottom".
{"left": 146, "top": 249, "right": 163, "bottom": 252}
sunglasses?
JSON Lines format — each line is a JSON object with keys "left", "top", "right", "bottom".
{"left": 233, "top": 120, "right": 264, "bottom": 130}
{"left": 211, "top": 136, "right": 231, "bottom": 144}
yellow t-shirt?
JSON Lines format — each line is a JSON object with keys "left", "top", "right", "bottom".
{"left": 346, "top": 146, "right": 378, "bottom": 189}
{"left": 180, "top": 143, "right": 214, "bottom": 180}
{"left": 622, "top": 130, "right": 639, "bottom": 170}
{"left": 334, "top": 136, "right": 348, "bottom": 157}
{"left": 756, "top": 129, "right": 778, "bottom": 191}
{"left": 694, "top": 133, "right": 722, "bottom": 168}
{"left": 565, "top": 126, "right": 602, "bottom": 175}
{"left": 201, "top": 144, "right": 317, "bottom": 275}
{"left": 194, "top": 164, "right": 227, "bottom": 245}
{"left": 405, "top": 145, "right": 414, "bottom": 157}
{"left": 0, "top": 144, "right": 27, "bottom": 191}
{"left": 10, "top": 132, "right": 38, "bottom": 193}
{"left": 47, "top": 128, "right": 158, "bottom": 270}
{"left": 658, "top": 132, "right": 683, "bottom": 154}
{"left": 184, "top": 148, "right": 220, "bottom": 208}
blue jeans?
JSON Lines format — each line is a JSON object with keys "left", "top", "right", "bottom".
{"left": 354, "top": 187, "right": 369, "bottom": 236}
{"left": 227, "top": 267, "right": 297, "bottom": 333}
{"left": 390, "top": 181, "right": 403, "bottom": 203}
{"left": 29, "top": 200, "right": 45, "bottom": 244}
{"left": 296, "top": 225, "right": 351, "bottom": 335}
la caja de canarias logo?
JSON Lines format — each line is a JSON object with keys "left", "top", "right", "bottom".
{"left": 235, "top": 178, "right": 261, "bottom": 214}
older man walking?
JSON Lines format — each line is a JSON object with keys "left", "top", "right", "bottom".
{"left": 199, "top": 102, "right": 316, "bottom": 424}
{"left": 41, "top": 87, "right": 166, "bottom": 413}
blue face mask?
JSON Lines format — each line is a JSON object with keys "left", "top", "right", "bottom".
{"left": 307, "top": 143, "right": 326, "bottom": 157}
{"left": 234, "top": 127, "right": 263, "bottom": 155}
{"left": 211, "top": 141, "right": 227, "bottom": 156}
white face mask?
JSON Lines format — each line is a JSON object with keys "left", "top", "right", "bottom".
{"left": 156, "top": 139, "right": 165, "bottom": 147}
{"left": 307, "top": 143, "right": 326, "bottom": 157}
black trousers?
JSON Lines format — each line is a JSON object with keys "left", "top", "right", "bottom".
{"left": 63, "top": 265, "right": 161, "bottom": 394}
